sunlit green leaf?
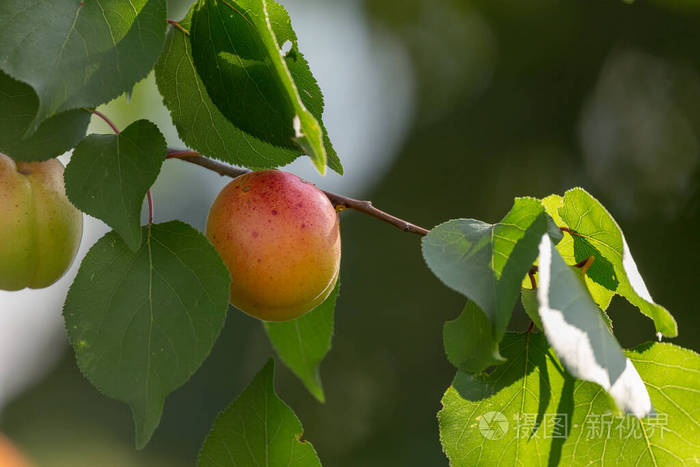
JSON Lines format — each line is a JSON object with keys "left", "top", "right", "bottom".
{"left": 264, "top": 282, "right": 339, "bottom": 402}
{"left": 422, "top": 197, "right": 551, "bottom": 364}
{"left": 541, "top": 194, "right": 615, "bottom": 311}
{"left": 559, "top": 187, "right": 677, "bottom": 337}
{"left": 439, "top": 332, "right": 567, "bottom": 466}
{"left": 64, "top": 221, "right": 230, "bottom": 448}
{"left": 190, "top": 0, "right": 340, "bottom": 174}
{"left": 0, "top": 0, "right": 166, "bottom": 132}
{"left": 155, "top": 8, "right": 318, "bottom": 171}
{"left": 521, "top": 287, "right": 543, "bottom": 331}
{"left": 64, "top": 120, "right": 166, "bottom": 251}
{"left": 522, "top": 283, "right": 611, "bottom": 334}
{"left": 439, "top": 334, "right": 700, "bottom": 466}
{"left": 198, "top": 359, "right": 321, "bottom": 467}
{"left": 561, "top": 343, "right": 700, "bottom": 465}
{"left": 537, "top": 234, "right": 651, "bottom": 417}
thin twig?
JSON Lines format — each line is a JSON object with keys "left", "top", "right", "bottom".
{"left": 166, "top": 150, "right": 200, "bottom": 159}
{"left": 166, "top": 149, "right": 430, "bottom": 236}
{"left": 147, "top": 190, "right": 154, "bottom": 224}
{"left": 87, "top": 108, "right": 120, "bottom": 134}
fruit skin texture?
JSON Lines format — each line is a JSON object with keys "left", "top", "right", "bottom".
{"left": 0, "top": 153, "right": 83, "bottom": 291}
{"left": 206, "top": 170, "right": 340, "bottom": 321}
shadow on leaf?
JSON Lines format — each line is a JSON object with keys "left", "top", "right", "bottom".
{"left": 571, "top": 234, "right": 618, "bottom": 292}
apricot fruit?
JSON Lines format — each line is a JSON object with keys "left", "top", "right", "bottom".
{"left": 206, "top": 170, "right": 340, "bottom": 321}
{"left": 0, "top": 434, "right": 31, "bottom": 467}
{"left": 0, "top": 153, "right": 83, "bottom": 291}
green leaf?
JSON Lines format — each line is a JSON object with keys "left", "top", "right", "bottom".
{"left": 438, "top": 334, "right": 700, "bottom": 466}
{"left": 521, "top": 287, "right": 543, "bottom": 331}
{"left": 541, "top": 194, "right": 614, "bottom": 311}
{"left": 521, "top": 285, "right": 611, "bottom": 335}
{"left": 198, "top": 359, "right": 321, "bottom": 467}
{"left": 64, "top": 120, "right": 166, "bottom": 251}
{"left": 561, "top": 343, "right": 700, "bottom": 465}
{"left": 537, "top": 234, "right": 652, "bottom": 417}
{"left": 0, "top": 70, "right": 90, "bottom": 161}
{"left": 439, "top": 332, "right": 567, "bottom": 465}
{"left": 559, "top": 187, "right": 677, "bottom": 337}
{"left": 63, "top": 221, "right": 230, "bottom": 448}
{"left": 443, "top": 300, "right": 506, "bottom": 374}
{"left": 264, "top": 282, "right": 339, "bottom": 403}
{"left": 190, "top": 0, "right": 340, "bottom": 174}
{"left": 0, "top": 0, "right": 166, "bottom": 132}
{"left": 155, "top": 9, "right": 303, "bottom": 171}
{"left": 422, "top": 197, "right": 551, "bottom": 349}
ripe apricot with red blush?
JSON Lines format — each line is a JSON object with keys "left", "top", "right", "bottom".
{"left": 206, "top": 170, "right": 340, "bottom": 321}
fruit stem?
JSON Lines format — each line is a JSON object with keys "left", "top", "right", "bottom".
{"left": 166, "top": 148, "right": 430, "bottom": 236}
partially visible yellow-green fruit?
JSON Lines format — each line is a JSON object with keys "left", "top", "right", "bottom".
{"left": 0, "top": 153, "right": 83, "bottom": 291}
{"left": 206, "top": 170, "right": 341, "bottom": 321}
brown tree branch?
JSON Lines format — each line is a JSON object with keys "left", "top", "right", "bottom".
{"left": 165, "top": 149, "right": 430, "bottom": 236}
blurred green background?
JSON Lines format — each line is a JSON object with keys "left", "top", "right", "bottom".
{"left": 2, "top": 0, "right": 699, "bottom": 465}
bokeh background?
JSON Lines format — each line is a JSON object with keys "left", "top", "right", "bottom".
{"left": 1, "top": 0, "right": 699, "bottom": 465}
